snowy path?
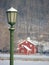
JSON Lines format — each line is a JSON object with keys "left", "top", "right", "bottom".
{"left": 0, "top": 60, "right": 49, "bottom": 65}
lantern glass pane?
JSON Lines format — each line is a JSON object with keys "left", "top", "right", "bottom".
{"left": 11, "top": 12, "right": 14, "bottom": 23}
{"left": 14, "top": 13, "right": 17, "bottom": 22}
{"left": 7, "top": 12, "right": 10, "bottom": 23}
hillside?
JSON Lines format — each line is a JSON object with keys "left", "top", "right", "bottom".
{"left": 0, "top": 0, "right": 49, "bottom": 51}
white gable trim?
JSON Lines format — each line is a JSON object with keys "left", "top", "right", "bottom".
{"left": 22, "top": 45, "right": 31, "bottom": 51}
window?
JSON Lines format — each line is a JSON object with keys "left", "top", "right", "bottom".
{"left": 26, "top": 41, "right": 28, "bottom": 43}
{"left": 30, "top": 44, "right": 32, "bottom": 47}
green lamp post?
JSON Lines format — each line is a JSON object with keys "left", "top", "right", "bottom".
{"left": 6, "top": 7, "right": 17, "bottom": 65}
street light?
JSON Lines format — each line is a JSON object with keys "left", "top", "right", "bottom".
{"left": 6, "top": 7, "right": 17, "bottom": 65}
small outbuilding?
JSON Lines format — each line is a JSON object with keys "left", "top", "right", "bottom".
{"left": 17, "top": 37, "right": 38, "bottom": 55}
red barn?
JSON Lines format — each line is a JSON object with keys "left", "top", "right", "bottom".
{"left": 17, "top": 38, "right": 38, "bottom": 55}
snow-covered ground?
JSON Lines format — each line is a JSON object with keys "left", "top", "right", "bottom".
{"left": 0, "top": 54, "right": 49, "bottom": 65}
{"left": 0, "top": 60, "right": 49, "bottom": 65}
{"left": 0, "top": 53, "right": 49, "bottom": 59}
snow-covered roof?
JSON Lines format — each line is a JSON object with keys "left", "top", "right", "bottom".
{"left": 27, "top": 37, "right": 39, "bottom": 45}
{"left": 7, "top": 7, "right": 17, "bottom": 12}
{"left": 17, "top": 37, "right": 39, "bottom": 45}
{"left": 17, "top": 39, "right": 25, "bottom": 44}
